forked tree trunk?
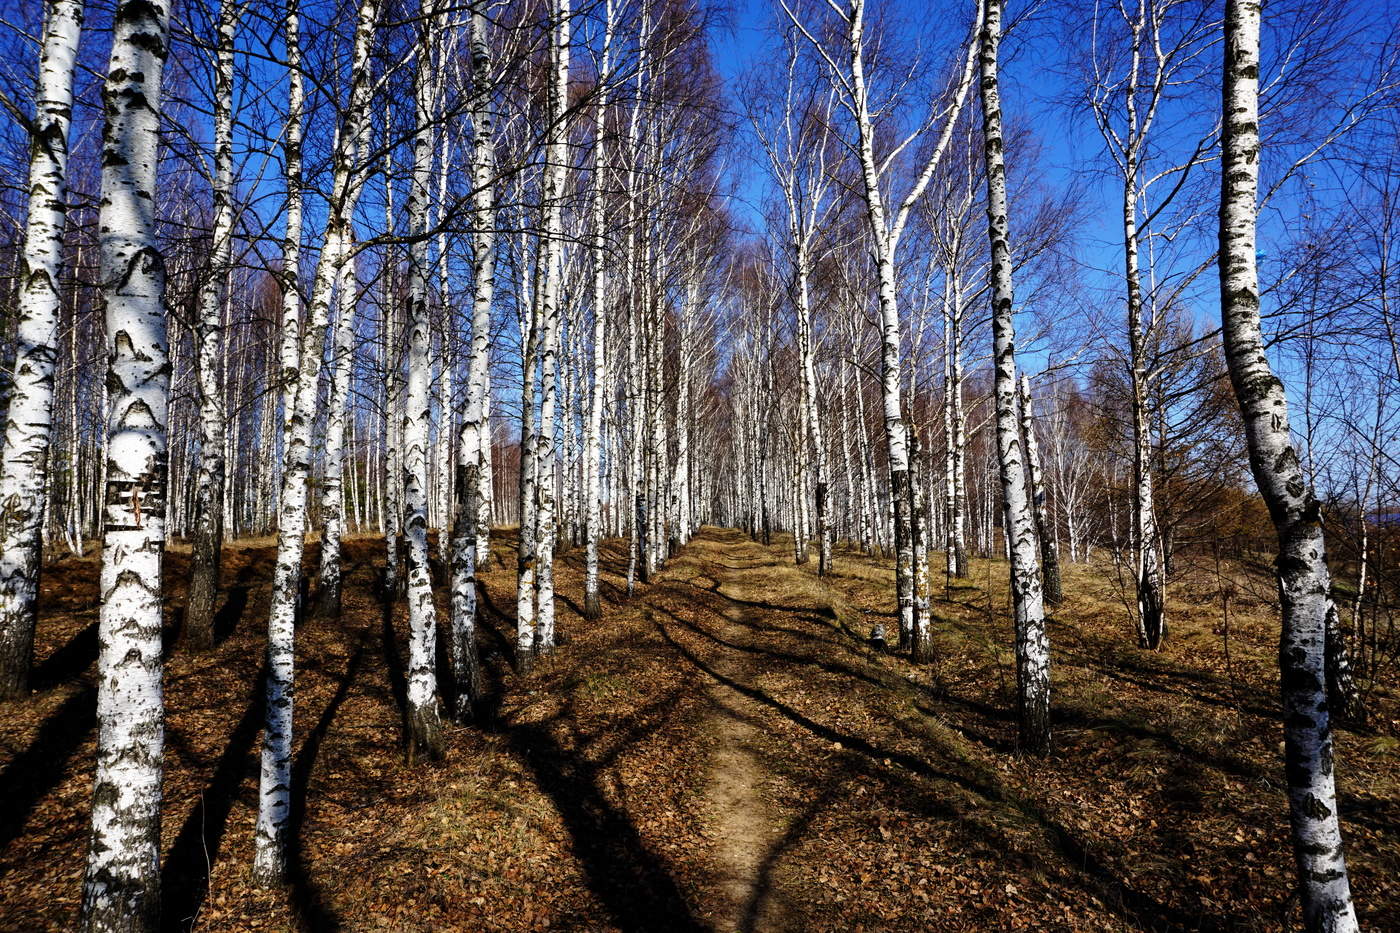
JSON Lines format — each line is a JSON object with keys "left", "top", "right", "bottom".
{"left": 532, "top": 0, "right": 571, "bottom": 653}
{"left": 79, "top": 0, "right": 173, "bottom": 927}
{"left": 979, "top": 0, "right": 1050, "bottom": 755}
{"left": 0, "top": 0, "right": 84, "bottom": 700}
{"left": 314, "top": 240, "right": 359, "bottom": 619}
{"left": 1219, "top": 3, "right": 1357, "bottom": 927}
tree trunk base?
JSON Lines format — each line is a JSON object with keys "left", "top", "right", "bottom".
{"left": 407, "top": 703, "right": 445, "bottom": 764}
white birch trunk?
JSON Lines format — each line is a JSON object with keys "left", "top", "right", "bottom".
{"left": 186, "top": 0, "right": 239, "bottom": 649}
{"left": 278, "top": 0, "right": 305, "bottom": 440}
{"left": 402, "top": 3, "right": 445, "bottom": 757}
{"left": 450, "top": 0, "right": 497, "bottom": 711}
{"left": 1219, "top": 3, "right": 1357, "bottom": 926}
{"left": 1019, "top": 375, "right": 1061, "bottom": 605}
{"left": 79, "top": 0, "right": 172, "bottom": 926}
{"left": 532, "top": 0, "right": 570, "bottom": 652}
{"left": 979, "top": 0, "right": 1049, "bottom": 755}
{"left": 582, "top": 2, "right": 612, "bottom": 618}
{"left": 314, "top": 238, "right": 358, "bottom": 618}
{"left": 253, "top": 0, "right": 380, "bottom": 884}
{"left": 0, "top": 0, "right": 84, "bottom": 700}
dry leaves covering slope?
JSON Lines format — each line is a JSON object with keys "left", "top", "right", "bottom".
{"left": 0, "top": 526, "right": 1396, "bottom": 931}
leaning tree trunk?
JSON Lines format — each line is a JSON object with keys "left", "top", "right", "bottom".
{"left": 0, "top": 0, "right": 84, "bottom": 701}
{"left": 979, "top": 0, "right": 1050, "bottom": 756}
{"left": 78, "top": 0, "right": 172, "bottom": 927}
{"left": 1219, "top": 3, "right": 1357, "bottom": 928}
{"left": 1019, "top": 374, "right": 1062, "bottom": 605}
{"left": 185, "top": 0, "right": 239, "bottom": 650}
{"left": 848, "top": 8, "right": 914, "bottom": 649}
{"left": 253, "top": 0, "right": 379, "bottom": 886}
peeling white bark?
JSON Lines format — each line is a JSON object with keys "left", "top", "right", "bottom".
{"left": 1219, "top": 3, "right": 1356, "bottom": 927}
{"left": 979, "top": 0, "right": 1049, "bottom": 755}
{"left": 79, "top": 0, "right": 173, "bottom": 927}
{"left": 0, "top": 0, "right": 85, "bottom": 700}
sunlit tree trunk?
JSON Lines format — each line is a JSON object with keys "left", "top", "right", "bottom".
{"left": 313, "top": 238, "right": 358, "bottom": 619}
{"left": 402, "top": 0, "right": 446, "bottom": 758}
{"left": 1219, "top": 3, "right": 1357, "bottom": 927}
{"left": 254, "top": 0, "right": 380, "bottom": 884}
{"left": 78, "top": 0, "right": 173, "bottom": 925}
{"left": 278, "top": 0, "right": 305, "bottom": 441}
{"left": 1019, "top": 375, "right": 1061, "bottom": 605}
{"left": 979, "top": 0, "right": 1049, "bottom": 755}
{"left": 582, "top": 0, "right": 614, "bottom": 619}
{"left": 186, "top": 0, "right": 240, "bottom": 649}
{"left": 450, "top": 0, "right": 496, "bottom": 717}
{"left": 0, "top": 0, "right": 84, "bottom": 700}
{"left": 531, "top": 0, "right": 571, "bottom": 653}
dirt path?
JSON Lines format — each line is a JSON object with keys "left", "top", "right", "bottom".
{"left": 701, "top": 596, "right": 784, "bottom": 933}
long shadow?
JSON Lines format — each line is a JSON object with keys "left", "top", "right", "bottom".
{"left": 494, "top": 711, "right": 705, "bottom": 933}
{"left": 739, "top": 785, "right": 840, "bottom": 932}
{"left": 286, "top": 636, "right": 367, "bottom": 932}
{"left": 213, "top": 565, "right": 259, "bottom": 645}
{"left": 32, "top": 621, "right": 98, "bottom": 688}
{"left": 651, "top": 604, "right": 891, "bottom": 694}
{"left": 0, "top": 685, "right": 95, "bottom": 850}
{"left": 161, "top": 666, "right": 268, "bottom": 933}
{"left": 378, "top": 598, "right": 409, "bottom": 743}
{"left": 650, "top": 612, "right": 1230, "bottom": 932}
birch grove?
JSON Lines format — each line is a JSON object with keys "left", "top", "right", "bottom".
{"left": 0, "top": 0, "right": 1397, "bottom": 926}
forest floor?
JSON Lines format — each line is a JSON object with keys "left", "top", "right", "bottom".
{"left": 1, "top": 526, "right": 1399, "bottom": 931}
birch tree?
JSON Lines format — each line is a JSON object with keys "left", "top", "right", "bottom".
{"left": 582, "top": 0, "right": 616, "bottom": 620}
{"left": 783, "top": 0, "right": 981, "bottom": 650}
{"left": 253, "top": 0, "right": 381, "bottom": 884}
{"left": 402, "top": 0, "right": 446, "bottom": 757}
{"left": 978, "top": 0, "right": 1050, "bottom": 754}
{"left": 313, "top": 239, "right": 359, "bottom": 619}
{"left": 78, "top": 0, "right": 174, "bottom": 926}
{"left": 1218, "top": 1, "right": 1356, "bottom": 926}
{"left": 1019, "top": 374, "right": 1062, "bottom": 604}
{"left": 449, "top": 0, "right": 497, "bottom": 719}
{"left": 186, "top": 0, "right": 241, "bottom": 649}
{"left": 0, "top": 0, "right": 85, "bottom": 700}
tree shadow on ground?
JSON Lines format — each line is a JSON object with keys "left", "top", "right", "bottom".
{"left": 287, "top": 634, "right": 367, "bottom": 932}
{"left": 650, "top": 610, "right": 1241, "bottom": 933}
{"left": 32, "top": 621, "right": 98, "bottom": 689}
{"left": 0, "top": 685, "right": 94, "bottom": 849}
{"left": 492, "top": 709, "right": 705, "bottom": 933}
{"left": 161, "top": 666, "right": 267, "bottom": 932}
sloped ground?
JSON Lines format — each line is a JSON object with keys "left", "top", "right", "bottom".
{"left": 0, "top": 527, "right": 1396, "bottom": 930}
